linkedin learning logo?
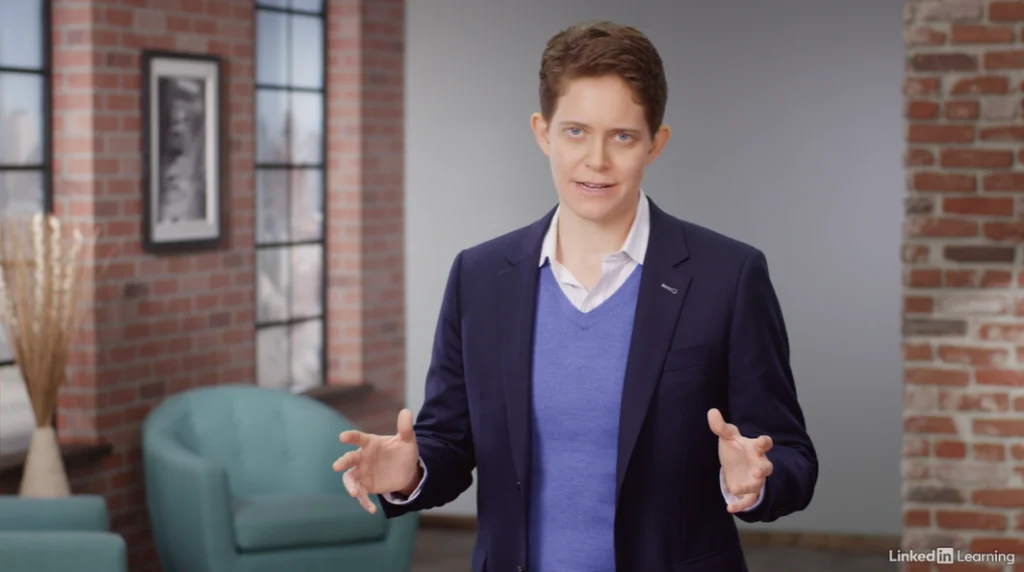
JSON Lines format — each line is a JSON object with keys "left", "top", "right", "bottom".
{"left": 889, "top": 547, "right": 1015, "bottom": 566}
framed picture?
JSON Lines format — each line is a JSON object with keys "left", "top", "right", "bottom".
{"left": 141, "top": 50, "right": 223, "bottom": 253}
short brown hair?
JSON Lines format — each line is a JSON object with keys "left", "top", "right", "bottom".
{"left": 538, "top": 21, "right": 668, "bottom": 139}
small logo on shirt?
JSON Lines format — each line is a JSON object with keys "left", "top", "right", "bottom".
{"left": 661, "top": 283, "right": 678, "bottom": 294}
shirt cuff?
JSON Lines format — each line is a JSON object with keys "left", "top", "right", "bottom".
{"left": 382, "top": 457, "right": 427, "bottom": 505}
{"left": 719, "top": 467, "right": 765, "bottom": 512}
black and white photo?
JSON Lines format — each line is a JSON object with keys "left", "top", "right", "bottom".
{"left": 141, "top": 50, "right": 222, "bottom": 253}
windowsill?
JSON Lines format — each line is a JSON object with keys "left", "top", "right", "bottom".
{"left": 0, "top": 440, "right": 113, "bottom": 479}
{"left": 302, "top": 382, "right": 374, "bottom": 408}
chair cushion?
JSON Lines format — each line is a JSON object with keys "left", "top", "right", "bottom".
{"left": 232, "top": 493, "right": 387, "bottom": 552}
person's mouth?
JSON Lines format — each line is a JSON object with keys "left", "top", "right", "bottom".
{"left": 575, "top": 181, "right": 616, "bottom": 195}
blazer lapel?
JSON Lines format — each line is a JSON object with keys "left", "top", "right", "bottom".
{"left": 615, "top": 200, "right": 693, "bottom": 502}
{"left": 497, "top": 208, "right": 554, "bottom": 490}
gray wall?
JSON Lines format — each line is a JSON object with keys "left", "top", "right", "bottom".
{"left": 405, "top": 0, "right": 904, "bottom": 535}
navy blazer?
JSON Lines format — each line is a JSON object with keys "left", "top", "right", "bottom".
{"left": 381, "top": 198, "right": 818, "bottom": 572}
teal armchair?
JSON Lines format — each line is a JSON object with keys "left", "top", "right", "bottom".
{"left": 142, "top": 384, "right": 418, "bottom": 572}
{"left": 0, "top": 495, "right": 127, "bottom": 572}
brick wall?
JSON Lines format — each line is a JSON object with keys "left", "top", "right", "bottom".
{"left": 0, "top": 1, "right": 405, "bottom": 571}
{"left": 903, "top": 0, "right": 1024, "bottom": 567}
{"left": 325, "top": 0, "right": 406, "bottom": 435}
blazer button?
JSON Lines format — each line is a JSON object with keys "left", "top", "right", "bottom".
{"left": 516, "top": 566, "right": 524, "bottom": 572}
{"left": 516, "top": 481, "right": 521, "bottom": 490}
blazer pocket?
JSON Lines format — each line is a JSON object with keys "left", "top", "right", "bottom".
{"left": 661, "top": 343, "right": 713, "bottom": 373}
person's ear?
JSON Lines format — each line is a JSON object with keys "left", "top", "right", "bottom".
{"left": 530, "top": 112, "right": 551, "bottom": 157}
{"left": 645, "top": 124, "right": 672, "bottom": 165}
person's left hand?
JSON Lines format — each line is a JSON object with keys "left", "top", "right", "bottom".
{"left": 707, "top": 408, "right": 773, "bottom": 513}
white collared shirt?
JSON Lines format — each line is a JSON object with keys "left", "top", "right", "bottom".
{"left": 538, "top": 190, "right": 650, "bottom": 313}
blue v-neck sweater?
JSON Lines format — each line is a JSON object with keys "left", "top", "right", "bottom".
{"left": 527, "top": 264, "right": 642, "bottom": 572}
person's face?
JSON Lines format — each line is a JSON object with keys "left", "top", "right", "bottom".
{"left": 531, "top": 74, "right": 670, "bottom": 226}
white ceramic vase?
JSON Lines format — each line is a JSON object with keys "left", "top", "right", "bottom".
{"left": 18, "top": 426, "right": 71, "bottom": 497}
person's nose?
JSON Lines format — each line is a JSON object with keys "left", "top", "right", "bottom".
{"left": 585, "top": 138, "right": 609, "bottom": 171}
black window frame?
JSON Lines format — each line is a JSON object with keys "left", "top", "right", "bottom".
{"left": 0, "top": 0, "right": 54, "bottom": 445}
{"left": 253, "top": 0, "right": 328, "bottom": 393}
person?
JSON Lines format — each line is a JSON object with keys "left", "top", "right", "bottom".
{"left": 332, "top": 20, "right": 817, "bottom": 572}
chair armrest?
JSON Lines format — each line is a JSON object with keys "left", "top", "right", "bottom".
{"left": 0, "top": 531, "right": 126, "bottom": 572}
{"left": 143, "top": 432, "right": 236, "bottom": 572}
{"left": 0, "top": 496, "right": 109, "bottom": 532}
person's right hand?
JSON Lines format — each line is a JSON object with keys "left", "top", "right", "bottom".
{"left": 332, "top": 408, "right": 421, "bottom": 514}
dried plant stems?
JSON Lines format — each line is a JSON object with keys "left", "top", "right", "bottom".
{"left": 0, "top": 214, "right": 86, "bottom": 427}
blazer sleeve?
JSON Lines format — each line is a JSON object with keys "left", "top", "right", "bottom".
{"left": 726, "top": 249, "right": 818, "bottom": 523}
{"left": 380, "top": 250, "right": 477, "bottom": 518}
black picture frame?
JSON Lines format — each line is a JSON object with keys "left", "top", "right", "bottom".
{"left": 140, "top": 49, "right": 223, "bottom": 254}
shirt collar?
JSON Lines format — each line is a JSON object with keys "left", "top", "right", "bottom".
{"left": 539, "top": 189, "right": 650, "bottom": 267}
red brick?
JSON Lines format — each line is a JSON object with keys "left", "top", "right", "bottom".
{"left": 951, "top": 76, "right": 1010, "bottom": 94}
{"left": 990, "top": 2, "right": 1024, "bottom": 21}
{"left": 906, "top": 415, "right": 959, "bottom": 434}
{"left": 935, "top": 440, "right": 968, "bottom": 458}
{"left": 905, "top": 76, "right": 943, "bottom": 96}
{"left": 914, "top": 172, "right": 977, "bottom": 191}
{"left": 905, "top": 367, "right": 971, "bottom": 386}
{"left": 951, "top": 24, "right": 1017, "bottom": 43}
{"left": 906, "top": 148, "right": 936, "bottom": 166}
{"left": 945, "top": 100, "right": 980, "bottom": 119}
{"left": 936, "top": 509, "right": 1007, "bottom": 530}
{"left": 906, "top": 217, "right": 979, "bottom": 238}
{"left": 983, "top": 172, "right": 1024, "bottom": 191}
{"left": 937, "top": 346, "right": 1010, "bottom": 366}
{"left": 908, "top": 124, "right": 976, "bottom": 143}
{"left": 985, "top": 50, "right": 1024, "bottom": 68}
{"left": 940, "top": 148, "right": 1015, "bottom": 168}
{"left": 908, "top": 99, "right": 941, "bottom": 118}
{"left": 943, "top": 197, "right": 1014, "bottom": 216}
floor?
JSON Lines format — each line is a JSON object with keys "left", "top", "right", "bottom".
{"left": 410, "top": 528, "right": 892, "bottom": 572}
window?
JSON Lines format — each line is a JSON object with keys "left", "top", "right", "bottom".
{"left": 254, "top": 0, "right": 326, "bottom": 393}
{"left": 0, "top": 0, "right": 50, "bottom": 454}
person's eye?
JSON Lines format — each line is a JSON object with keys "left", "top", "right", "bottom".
{"left": 565, "top": 127, "right": 583, "bottom": 137}
{"left": 616, "top": 133, "right": 633, "bottom": 142}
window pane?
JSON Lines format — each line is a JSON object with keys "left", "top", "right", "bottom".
{"left": 256, "top": 90, "right": 289, "bottom": 164}
{"left": 256, "top": 11, "right": 288, "bottom": 86}
{"left": 257, "top": 247, "right": 290, "bottom": 323}
{"left": 0, "top": 365, "right": 33, "bottom": 455}
{"left": 290, "top": 92, "right": 322, "bottom": 164}
{"left": 0, "top": 171, "right": 44, "bottom": 217}
{"left": 256, "top": 326, "right": 289, "bottom": 390}
{"left": 256, "top": 169, "right": 288, "bottom": 244}
{"left": 0, "top": 1, "right": 43, "bottom": 69}
{"left": 291, "top": 244, "right": 322, "bottom": 318}
{"left": 290, "top": 168, "right": 322, "bottom": 241}
{"left": 290, "top": 320, "right": 322, "bottom": 392}
{"left": 290, "top": 15, "right": 322, "bottom": 89}
{"left": 290, "top": 0, "right": 322, "bottom": 12}
{"left": 0, "top": 72, "right": 44, "bottom": 165}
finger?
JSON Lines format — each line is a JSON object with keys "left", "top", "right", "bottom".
{"left": 754, "top": 460, "right": 774, "bottom": 479}
{"left": 707, "top": 408, "right": 738, "bottom": 439}
{"left": 343, "top": 468, "right": 377, "bottom": 514}
{"left": 355, "top": 488, "right": 377, "bottom": 514}
{"left": 346, "top": 470, "right": 378, "bottom": 515}
{"left": 339, "top": 430, "right": 371, "bottom": 448}
{"left": 727, "top": 493, "right": 758, "bottom": 514}
{"left": 342, "top": 467, "right": 359, "bottom": 495}
{"left": 396, "top": 408, "right": 415, "bottom": 442}
{"left": 332, "top": 449, "right": 362, "bottom": 473}
{"left": 753, "top": 435, "right": 773, "bottom": 454}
